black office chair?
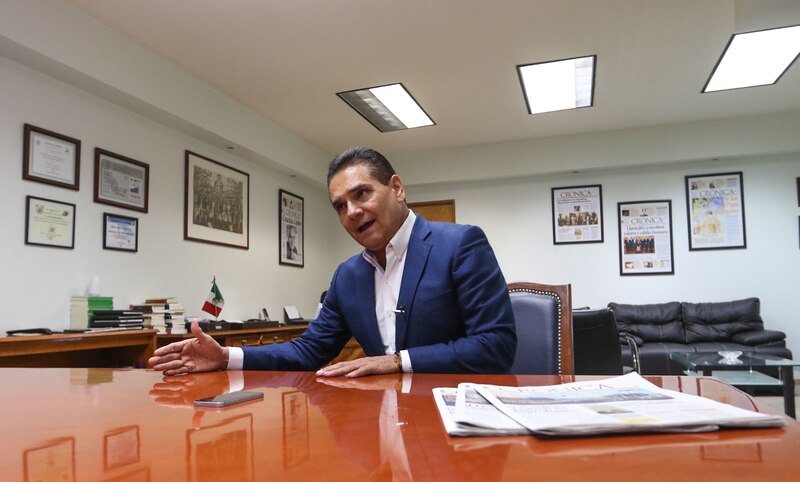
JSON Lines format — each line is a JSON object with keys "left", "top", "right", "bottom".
{"left": 507, "top": 282, "right": 574, "bottom": 375}
{"left": 572, "top": 308, "right": 640, "bottom": 375}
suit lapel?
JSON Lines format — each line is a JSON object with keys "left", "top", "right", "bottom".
{"left": 395, "top": 217, "right": 432, "bottom": 350}
{"left": 352, "top": 257, "right": 384, "bottom": 355}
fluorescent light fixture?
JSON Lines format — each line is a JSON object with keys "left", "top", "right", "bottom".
{"left": 517, "top": 55, "right": 596, "bottom": 114}
{"left": 337, "top": 83, "right": 435, "bottom": 132}
{"left": 703, "top": 24, "right": 800, "bottom": 92}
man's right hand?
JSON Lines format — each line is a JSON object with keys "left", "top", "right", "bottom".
{"left": 148, "top": 320, "right": 229, "bottom": 375}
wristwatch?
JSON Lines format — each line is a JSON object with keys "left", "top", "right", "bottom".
{"left": 394, "top": 352, "right": 402, "bottom": 372}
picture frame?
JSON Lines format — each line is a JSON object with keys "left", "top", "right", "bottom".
{"left": 685, "top": 172, "right": 747, "bottom": 250}
{"left": 187, "top": 414, "right": 253, "bottom": 481}
{"left": 551, "top": 184, "right": 604, "bottom": 244}
{"left": 104, "top": 425, "right": 140, "bottom": 470}
{"left": 282, "top": 391, "right": 310, "bottom": 468}
{"left": 103, "top": 213, "right": 138, "bottom": 252}
{"left": 617, "top": 200, "right": 674, "bottom": 276}
{"left": 23, "top": 437, "right": 75, "bottom": 482}
{"left": 94, "top": 148, "right": 149, "bottom": 213}
{"left": 279, "top": 189, "right": 304, "bottom": 267}
{"left": 184, "top": 151, "right": 249, "bottom": 249}
{"left": 23, "top": 123, "right": 81, "bottom": 190}
{"left": 25, "top": 195, "right": 76, "bottom": 249}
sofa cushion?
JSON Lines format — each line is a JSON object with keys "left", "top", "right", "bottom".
{"left": 609, "top": 301, "right": 684, "bottom": 343}
{"left": 731, "top": 329, "right": 786, "bottom": 346}
{"left": 682, "top": 298, "right": 764, "bottom": 343}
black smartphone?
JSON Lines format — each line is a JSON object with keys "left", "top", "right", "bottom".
{"left": 194, "top": 390, "right": 264, "bottom": 408}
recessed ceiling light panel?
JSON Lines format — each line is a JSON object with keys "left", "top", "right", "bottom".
{"left": 517, "top": 55, "right": 596, "bottom": 114}
{"left": 703, "top": 24, "right": 800, "bottom": 92}
{"left": 337, "top": 83, "right": 435, "bottom": 132}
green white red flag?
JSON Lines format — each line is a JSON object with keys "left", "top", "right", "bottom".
{"left": 202, "top": 277, "right": 224, "bottom": 318}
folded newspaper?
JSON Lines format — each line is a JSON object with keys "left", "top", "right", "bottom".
{"left": 434, "top": 372, "right": 785, "bottom": 437}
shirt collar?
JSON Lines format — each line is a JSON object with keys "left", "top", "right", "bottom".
{"left": 362, "top": 210, "right": 416, "bottom": 268}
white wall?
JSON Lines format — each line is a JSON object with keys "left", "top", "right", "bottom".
{"left": 0, "top": 55, "right": 350, "bottom": 333}
{"left": 406, "top": 155, "right": 800, "bottom": 358}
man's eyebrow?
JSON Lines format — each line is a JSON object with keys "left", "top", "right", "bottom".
{"left": 330, "top": 183, "right": 370, "bottom": 206}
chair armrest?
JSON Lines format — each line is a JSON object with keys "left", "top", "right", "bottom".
{"left": 620, "top": 332, "right": 643, "bottom": 346}
{"left": 619, "top": 334, "right": 641, "bottom": 373}
{"left": 731, "top": 329, "right": 786, "bottom": 345}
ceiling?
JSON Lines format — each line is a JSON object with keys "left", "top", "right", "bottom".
{"left": 65, "top": 0, "right": 800, "bottom": 158}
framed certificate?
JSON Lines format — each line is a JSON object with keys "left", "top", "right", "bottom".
{"left": 184, "top": 151, "right": 249, "bottom": 249}
{"left": 23, "top": 124, "right": 81, "bottom": 190}
{"left": 94, "top": 148, "right": 149, "bottom": 213}
{"left": 25, "top": 195, "right": 76, "bottom": 249}
{"left": 103, "top": 213, "right": 138, "bottom": 252}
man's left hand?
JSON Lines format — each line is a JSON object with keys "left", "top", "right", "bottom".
{"left": 316, "top": 354, "right": 400, "bottom": 378}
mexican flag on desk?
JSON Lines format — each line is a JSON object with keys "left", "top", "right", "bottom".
{"left": 202, "top": 277, "right": 224, "bottom": 318}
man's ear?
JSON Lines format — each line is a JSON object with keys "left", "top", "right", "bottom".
{"left": 390, "top": 175, "right": 406, "bottom": 202}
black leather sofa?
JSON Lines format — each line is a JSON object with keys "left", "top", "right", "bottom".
{"left": 608, "top": 297, "right": 792, "bottom": 375}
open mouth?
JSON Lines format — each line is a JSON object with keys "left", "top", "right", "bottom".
{"left": 357, "top": 220, "right": 375, "bottom": 233}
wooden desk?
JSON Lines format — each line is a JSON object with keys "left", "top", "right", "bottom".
{"left": 0, "top": 329, "right": 156, "bottom": 368}
{"left": 1, "top": 370, "right": 797, "bottom": 481}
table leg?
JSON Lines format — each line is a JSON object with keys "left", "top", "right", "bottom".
{"left": 779, "top": 366, "right": 795, "bottom": 419}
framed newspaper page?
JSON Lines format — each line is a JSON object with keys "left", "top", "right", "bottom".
{"left": 94, "top": 148, "right": 149, "bottom": 213}
{"left": 184, "top": 151, "right": 249, "bottom": 249}
{"left": 551, "top": 185, "right": 603, "bottom": 244}
{"left": 685, "top": 172, "right": 746, "bottom": 251}
{"left": 617, "top": 200, "right": 674, "bottom": 276}
{"left": 279, "top": 189, "right": 304, "bottom": 267}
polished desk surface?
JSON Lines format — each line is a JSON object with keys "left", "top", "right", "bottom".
{"left": 2, "top": 370, "right": 798, "bottom": 482}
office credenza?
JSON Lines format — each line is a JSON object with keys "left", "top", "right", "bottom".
{"left": 1, "top": 369, "right": 797, "bottom": 481}
{"left": 0, "top": 329, "right": 157, "bottom": 368}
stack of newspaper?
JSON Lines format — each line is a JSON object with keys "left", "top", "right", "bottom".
{"left": 433, "top": 372, "right": 785, "bottom": 437}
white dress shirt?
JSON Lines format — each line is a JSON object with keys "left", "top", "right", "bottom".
{"left": 227, "top": 211, "right": 417, "bottom": 372}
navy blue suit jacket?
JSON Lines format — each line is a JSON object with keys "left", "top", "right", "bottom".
{"left": 242, "top": 216, "right": 516, "bottom": 373}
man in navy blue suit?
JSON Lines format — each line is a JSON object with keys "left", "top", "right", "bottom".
{"left": 150, "top": 147, "right": 516, "bottom": 377}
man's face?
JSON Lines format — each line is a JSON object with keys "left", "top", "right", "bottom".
{"left": 328, "top": 164, "right": 407, "bottom": 253}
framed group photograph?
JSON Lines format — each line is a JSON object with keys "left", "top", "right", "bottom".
{"left": 94, "top": 148, "right": 149, "bottom": 212}
{"left": 551, "top": 184, "right": 603, "bottom": 244}
{"left": 279, "top": 189, "right": 304, "bottom": 267}
{"left": 685, "top": 172, "right": 746, "bottom": 250}
{"left": 23, "top": 124, "right": 81, "bottom": 190}
{"left": 103, "top": 213, "right": 138, "bottom": 252}
{"left": 617, "top": 200, "right": 674, "bottom": 276}
{"left": 184, "top": 151, "right": 249, "bottom": 249}
{"left": 25, "top": 195, "right": 76, "bottom": 249}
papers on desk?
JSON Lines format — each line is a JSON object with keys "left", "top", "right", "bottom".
{"left": 434, "top": 372, "right": 785, "bottom": 438}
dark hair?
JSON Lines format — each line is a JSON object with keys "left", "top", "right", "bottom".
{"left": 327, "top": 147, "right": 396, "bottom": 186}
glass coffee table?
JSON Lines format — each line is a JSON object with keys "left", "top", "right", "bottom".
{"left": 669, "top": 351, "right": 797, "bottom": 418}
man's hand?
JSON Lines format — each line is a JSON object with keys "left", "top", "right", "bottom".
{"left": 148, "top": 372, "right": 230, "bottom": 407}
{"left": 148, "top": 320, "right": 228, "bottom": 375}
{"left": 315, "top": 354, "right": 400, "bottom": 378}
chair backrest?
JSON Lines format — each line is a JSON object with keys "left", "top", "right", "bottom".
{"left": 507, "top": 282, "right": 573, "bottom": 375}
{"left": 572, "top": 308, "right": 623, "bottom": 375}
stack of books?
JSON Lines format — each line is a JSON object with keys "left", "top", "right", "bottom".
{"left": 90, "top": 309, "right": 146, "bottom": 328}
{"left": 71, "top": 296, "right": 114, "bottom": 330}
{"left": 131, "top": 297, "right": 185, "bottom": 331}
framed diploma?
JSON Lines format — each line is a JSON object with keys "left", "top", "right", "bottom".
{"left": 25, "top": 195, "right": 76, "bottom": 249}
{"left": 184, "top": 151, "right": 249, "bottom": 249}
{"left": 617, "top": 200, "right": 674, "bottom": 276}
{"left": 94, "top": 148, "right": 149, "bottom": 213}
{"left": 23, "top": 124, "right": 81, "bottom": 190}
{"left": 279, "top": 189, "right": 304, "bottom": 267}
{"left": 103, "top": 213, "right": 138, "bottom": 252}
